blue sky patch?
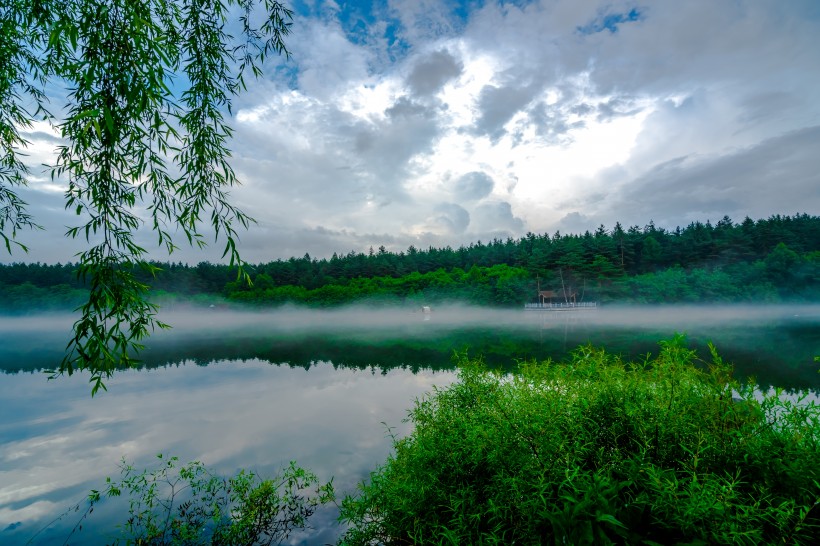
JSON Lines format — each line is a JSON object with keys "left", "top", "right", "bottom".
{"left": 291, "top": 0, "right": 485, "bottom": 57}
{"left": 577, "top": 7, "right": 644, "bottom": 35}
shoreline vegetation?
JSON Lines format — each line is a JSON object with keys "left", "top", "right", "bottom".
{"left": 56, "top": 338, "right": 819, "bottom": 545}
{"left": 337, "top": 340, "right": 820, "bottom": 545}
{"left": 1, "top": 214, "right": 818, "bottom": 312}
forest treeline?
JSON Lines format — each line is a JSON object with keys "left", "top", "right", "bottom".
{"left": 1, "top": 213, "right": 818, "bottom": 310}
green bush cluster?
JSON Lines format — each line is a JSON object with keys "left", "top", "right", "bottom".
{"left": 340, "top": 337, "right": 820, "bottom": 545}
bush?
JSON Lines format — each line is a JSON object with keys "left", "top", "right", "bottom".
{"left": 339, "top": 337, "right": 820, "bottom": 545}
{"left": 69, "top": 454, "right": 334, "bottom": 545}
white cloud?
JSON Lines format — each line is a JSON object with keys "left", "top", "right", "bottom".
{"left": 290, "top": 19, "right": 374, "bottom": 99}
{"left": 4, "top": 0, "right": 819, "bottom": 264}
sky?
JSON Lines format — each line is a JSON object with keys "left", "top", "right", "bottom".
{"left": 8, "top": 0, "right": 820, "bottom": 264}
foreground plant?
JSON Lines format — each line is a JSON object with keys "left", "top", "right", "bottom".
{"left": 2, "top": 0, "right": 293, "bottom": 394}
{"left": 340, "top": 336, "right": 820, "bottom": 545}
{"left": 67, "top": 454, "right": 334, "bottom": 545}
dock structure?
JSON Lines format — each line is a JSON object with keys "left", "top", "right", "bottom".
{"left": 524, "top": 302, "right": 598, "bottom": 311}
{"left": 530, "top": 276, "right": 597, "bottom": 311}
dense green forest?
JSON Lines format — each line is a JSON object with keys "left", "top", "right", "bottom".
{"left": 1, "top": 214, "right": 818, "bottom": 310}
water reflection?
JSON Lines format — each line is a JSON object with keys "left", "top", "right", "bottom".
{"left": 0, "top": 361, "right": 455, "bottom": 545}
{"left": 2, "top": 304, "right": 816, "bottom": 389}
{"left": 0, "top": 304, "right": 818, "bottom": 544}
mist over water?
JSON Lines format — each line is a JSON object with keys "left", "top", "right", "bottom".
{"left": 1, "top": 303, "right": 816, "bottom": 387}
{"left": 1, "top": 301, "right": 815, "bottom": 330}
{"left": 0, "top": 303, "right": 817, "bottom": 545}
{"left": 152, "top": 302, "right": 818, "bottom": 333}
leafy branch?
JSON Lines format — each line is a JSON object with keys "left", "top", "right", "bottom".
{"left": 1, "top": 0, "right": 293, "bottom": 393}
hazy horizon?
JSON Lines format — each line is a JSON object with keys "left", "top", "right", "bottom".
{"left": 2, "top": 301, "right": 817, "bottom": 329}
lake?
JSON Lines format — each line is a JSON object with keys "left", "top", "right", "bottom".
{"left": 1, "top": 304, "right": 818, "bottom": 545}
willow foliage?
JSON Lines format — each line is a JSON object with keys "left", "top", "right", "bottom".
{"left": 0, "top": 0, "right": 292, "bottom": 393}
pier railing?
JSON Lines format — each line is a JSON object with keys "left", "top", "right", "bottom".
{"left": 524, "top": 302, "right": 598, "bottom": 310}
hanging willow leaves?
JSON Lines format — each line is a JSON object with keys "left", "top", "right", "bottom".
{"left": 0, "top": 0, "right": 293, "bottom": 394}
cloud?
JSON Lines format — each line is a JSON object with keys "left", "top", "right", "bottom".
{"left": 387, "top": 0, "right": 462, "bottom": 44}
{"left": 471, "top": 201, "right": 525, "bottom": 236}
{"left": 231, "top": 89, "right": 442, "bottom": 230}
{"left": 368, "top": 96, "right": 442, "bottom": 174}
{"left": 595, "top": 96, "right": 643, "bottom": 122}
{"left": 525, "top": 101, "right": 584, "bottom": 145}
{"left": 608, "top": 125, "right": 820, "bottom": 228}
{"left": 452, "top": 171, "right": 494, "bottom": 201}
{"left": 736, "top": 91, "right": 800, "bottom": 126}
{"left": 432, "top": 202, "right": 471, "bottom": 234}
{"left": 290, "top": 18, "right": 373, "bottom": 99}
{"left": 556, "top": 211, "right": 593, "bottom": 235}
{"left": 583, "top": 1, "right": 820, "bottom": 99}
{"left": 4, "top": 0, "right": 820, "bottom": 265}
{"left": 406, "top": 49, "right": 463, "bottom": 96}
{"left": 238, "top": 224, "right": 407, "bottom": 261}
{"left": 473, "top": 82, "right": 540, "bottom": 140}
{"left": 577, "top": 7, "right": 643, "bottom": 35}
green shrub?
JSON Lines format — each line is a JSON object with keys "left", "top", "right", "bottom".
{"left": 70, "top": 454, "right": 334, "bottom": 545}
{"left": 339, "top": 336, "right": 820, "bottom": 545}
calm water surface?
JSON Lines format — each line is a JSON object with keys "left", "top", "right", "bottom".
{"left": 1, "top": 304, "right": 818, "bottom": 544}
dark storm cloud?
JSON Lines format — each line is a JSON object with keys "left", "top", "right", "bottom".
{"left": 406, "top": 49, "right": 463, "bottom": 96}
{"left": 453, "top": 171, "right": 494, "bottom": 201}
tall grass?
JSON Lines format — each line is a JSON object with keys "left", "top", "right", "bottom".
{"left": 340, "top": 336, "right": 820, "bottom": 545}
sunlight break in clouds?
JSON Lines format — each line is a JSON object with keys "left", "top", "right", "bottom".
{"left": 7, "top": 0, "right": 820, "bottom": 264}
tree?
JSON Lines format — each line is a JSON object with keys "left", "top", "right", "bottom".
{"left": 1, "top": 0, "right": 293, "bottom": 393}
{"left": 640, "top": 235, "right": 662, "bottom": 272}
{"left": 763, "top": 242, "right": 800, "bottom": 288}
